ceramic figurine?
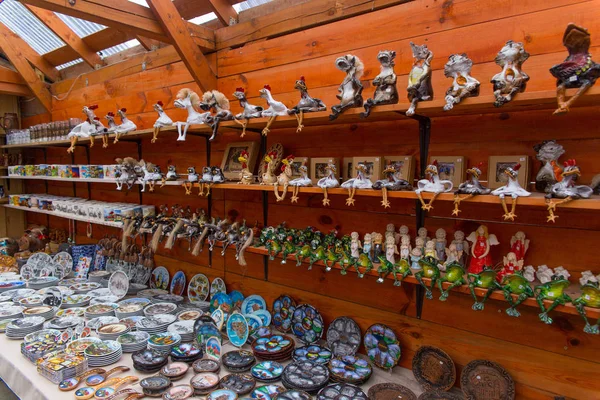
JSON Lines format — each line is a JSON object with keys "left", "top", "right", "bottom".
{"left": 452, "top": 231, "right": 469, "bottom": 265}
{"left": 317, "top": 162, "right": 340, "bottom": 206}
{"left": 341, "top": 162, "right": 373, "bottom": 206}
{"left": 410, "top": 247, "right": 423, "bottom": 271}
{"left": 355, "top": 253, "right": 374, "bottom": 278}
{"left": 103, "top": 111, "right": 117, "bottom": 148}
{"left": 211, "top": 167, "right": 225, "bottom": 185}
{"left": 308, "top": 246, "right": 327, "bottom": 270}
{"left": 406, "top": 42, "right": 433, "bottom": 116}
{"left": 466, "top": 225, "right": 499, "bottom": 274}
{"left": 260, "top": 151, "right": 279, "bottom": 185}
{"left": 399, "top": 236, "right": 411, "bottom": 260}
{"left": 289, "top": 162, "right": 312, "bottom": 203}
{"left": 372, "top": 161, "right": 412, "bottom": 208}
{"left": 442, "top": 243, "right": 460, "bottom": 269}
{"left": 385, "top": 223, "right": 396, "bottom": 243}
{"left": 274, "top": 155, "right": 295, "bottom": 202}
{"left": 67, "top": 105, "right": 101, "bottom": 153}
{"left": 452, "top": 163, "right": 491, "bottom": 216}
{"left": 468, "top": 268, "right": 501, "bottom": 311}
{"left": 546, "top": 159, "right": 594, "bottom": 222}
{"left": 437, "top": 261, "right": 466, "bottom": 301}
{"left": 534, "top": 140, "right": 565, "bottom": 192}
{"left": 113, "top": 108, "right": 137, "bottom": 143}
{"left": 573, "top": 275, "right": 600, "bottom": 334}
{"left": 536, "top": 265, "right": 554, "bottom": 284}
{"left": 434, "top": 228, "right": 447, "bottom": 261}
{"left": 139, "top": 160, "right": 163, "bottom": 192}
{"left": 580, "top": 270, "right": 599, "bottom": 286}
{"left": 160, "top": 165, "right": 179, "bottom": 188}
{"left": 399, "top": 225, "right": 409, "bottom": 244}
{"left": 415, "top": 160, "right": 453, "bottom": 211}
{"left": 443, "top": 54, "right": 480, "bottom": 111}
{"left": 554, "top": 266, "right": 571, "bottom": 281}
{"left": 237, "top": 150, "right": 254, "bottom": 185}
{"left": 491, "top": 163, "right": 530, "bottom": 221}
{"left": 523, "top": 265, "right": 536, "bottom": 282}
{"left": 260, "top": 84, "right": 288, "bottom": 136}
{"left": 501, "top": 271, "right": 534, "bottom": 317}
{"left": 424, "top": 240, "right": 436, "bottom": 259}
{"left": 372, "top": 233, "right": 384, "bottom": 263}
{"left": 509, "top": 231, "right": 529, "bottom": 261}
{"left": 417, "top": 227, "right": 430, "bottom": 244}
{"left": 362, "top": 233, "right": 373, "bottom": 261}
{"left": 197, "top": 167, "right": 213, "bottom": 197}
{"left": 174, "top": 88, "right": 211, "bottom": 141}
{"left": 288, "top": 76, "right": 326, "bottom": 132}
{"left": 349, "top": 232, "right": 362, "bottom": 258}
{"left": 535, "top": 273, "right": 572, "bottom": 324}
{"left": 491, "top": 40, "right": 530, "bottom": 107}
{"left": 361, "top": 50, "right": 398, "bottom": 118}
{"left": 203, "top": 90, "right": 233, "bottom": 141}
{"left": 391, "top": 258, "right": 412, "bottom": 286}
{"left": 114, "top": 157, "right": 138, "bottom": 191}
{"left": 232, "top": 87, "right": 263, "bottom": 137}
{"left": 385, "top": 235, "right": 399, "bottom": 264}
{"left": 497, "top": 252, "right": 524, "bottom": 283}
{"left": 151, "top": 101, "right": 173, "bottom": 143}
{"left": 415, "top": 256, "right": 440, "bottom": 300}
{"left": 550, "top": 24, "right": 600, "bottom": 115}
{"left": 329, "top": 54, "right": 364, "bottom": 120}
{"left": 182, "top": 167, "right": 199, "bottom": 195}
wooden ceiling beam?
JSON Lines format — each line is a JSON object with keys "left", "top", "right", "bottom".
{"left": 172, "top": 0, "right": 237, "bottom": 21}
{"left": 0, "top": 23, "right": 52, "bottom": 110}
{"left": 146, "top": 0, "right": 216, "bottom": 91}
{"left": 208, "top": 0, "right": 239, "bottom": 26}
{"left": 0, "top": 26, "right": 59, "bottom": 82}
{"left": 136, "top": 36, "right": 162, "bottom": 51}
{"left": 24, "top": 4, "right": 104, "bottom": 69}
{"left": 0, "top": 66, "right": 26, "bottom": 85}
{"left": 0, "top": 82, "right": 32, "bottom": 97}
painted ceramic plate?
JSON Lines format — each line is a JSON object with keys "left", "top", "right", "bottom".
{"left": 292, "top": 345, "right": 332, "bottom": 364}
{"left": 206, "top": 336, "right": 221, "bottom": 360}
{"left": 138, "top": 288, "right": 168, "bottom": 298}
{"left": 211, "top": 308, "right": 225, "bottom": 330}
{"left": 150, "top": 266, "right": 169, "bottom": 290}
{"left": 220, "top": 373, "right": 256, "bottom": 395}
{"left": 244, "top": 313, "right": 263, "bottom": 332}
{"left": 210, "top": 292, "right": 233, "bottom": 313}
{"left": 317, "top": 383, "right": 367, "bottom": 400}
{"left": 274, "top": 389, "right": 312, "bottom": 400}
{"left": 367, "top": 383, "right": 417, "bottom": 400}
{"left": 222, "top": 350, "right": 256, "bottom": 371}
{"left": 291, "top": 304, "right": 324, "bottom": 344}
{"left": 66, "top": 337, "right": 102, "bottom": 353}
{"left": 163, "top": 385, "right": 194, "bottom": 400}
{"left": 460, "top": 359, "right": 515, "bottom": 400}
{"left": 55, "top": 308, "right": 86, "bottom": 318}
{"left": 242, "top": 295, "right": 267, "bottom": 314}
{"left": 272, "top": 295, "right": 296, "bottom": 333}
{"left": 282, "top": 360, "right": 329, "bottom": 392}
{"left": 188, "top": 274, "right": 210, "bottom": 303}
{"left": 253, "top": 335, "right": 294, "bottom": 354}
{"left": 195, "top": 319, "right": 222, "bottom": 347}
{"left": 170, "top": 271, "right": 186, "bottom": 296}
{"left": 208, "top": 389, "right": 237, "bottom": 400}
{"left": 148, "top": 332, "right": 181, "bottom": 346}
{"left": 252, "top": 309, "right": 272, "bottom": 327}
{"left": 251, "top": 385, "right": 286, "bottom": 399}
{"left": 252, "top": 361, "right": 284, "bottom": 381}
{"left": 177, "top": 309, "right": 202, "bottom": 321}
{"left": 210, "top": 277, "right": 226, "bottom": 298}
{"left": 227, "top": 312, "right": 249, "bottom": 347}
{"left": 328, "top": 355, "right": 372, "bottom": 383}
{"left": 108, "top": 271, "right": 129, "bottom": 299}
{"left": 171, "top": 342, "right": 202, "bottom": 358}
{"left": 229, "top": 290, "right": 245, "bottom": 310}
{"left": 412, "top": 346, "right": 456, "bottom": 392}
{"left": 364, "top": 323, "right": 401, "bottom": 370}
{"left": 326, "top": 316, "right": 361, "bottom": 357}
{"left": 144, "top": 302, "right": 177, "bottom": 316}
{"left": 190, "top": 372, "right": 220, "bottom": 391}
{"left": 84, "top": 340, "right": 121, "bottom": 357}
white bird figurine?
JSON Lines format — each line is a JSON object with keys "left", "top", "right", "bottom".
{"left": 341, "top": 162, "right": 373, "bottom": 206}
{"left": 288, "top": 164, "right": 312, "bottom": 203}
{"left": 67, "top": 105, "right": 101, "bottom": 153}
{"left": 152, "top": 101, "right": 173, "bottom": 143}
{"left": 102, "top": 111, "right": 117, "bottom": 148}
{"left": 317, "top": 162, "right": 340, "bottom": 206}
{"left": 491, "top": 163, "right": 530, "bottom": 221}
{"left": 114, "top": 108, "right": 137, "bottom": 144}
{"left": 415, "top": 160, "right": 453, "bottom": 211}
{"left": 198, "top": 166, "right": 213, "bottom": 197}
{"left": 260, "top": 84, "right": 288, "bottom": 136}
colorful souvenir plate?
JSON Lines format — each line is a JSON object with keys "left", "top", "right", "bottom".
{"left": 222, "top": 350, "right": 255, "bottom": 371}
{"left": 132, "top": 348, "right": 168, "bottom": 366}
{"left": 211, "top": 308, "right": 225, "bottom": 330}
{"left": 24, "top": 329, "right": 61, "bottom": 343}
{"left": 291, "top": 304, "right": 324, "bottom": 344}
{"left": 108, "top": 271, "right": 129, "bottom": 299}
{"left": 161, "top": 362, "right": 189, "bottom": 378}
{"left": 364, "top": 323, "right": 401, "bottom": 370}
{"left": 412, "top": 346, "right": 456, "bottom": 392}
{"left": 169, "top": 271, "right": 186, "bottom": 296}
{"left": 220, "top": 373, "right": 256, "bottom": 395}
{"left": 251, "top": 385, "right": 286, "bottom": 399}
{"left": 242, "top": 295, "right": 267, "bottom": 314}
{"left": 252, "top": 309, "right": 271, "bottom": 327}
{"left": 163, "top": 384, "right": 194, "bottom": 400}
{"left": 86, "top": 303, "right": 118, "bottom": 315}
{"left": 205, "top": 336, "right": 221, "bottom": 360}
{"left": 210, "top": 292, "right": 233, "bottom": 313}
{"left": 244, "top": 313, "right": 263, "bottom": 333}
{"left": 56, "top": 307, "right": 86, "bottom": 318}
{"left": 271, "top": 295, "right": 296, "bottom": 333}
{"left": 118, "top": 330, "right": 149, "bottom": 345}
{"left": 252, "top": 335, "right": 294, "bottom": 355}
{"left": 229, "top": 290, "right": 245, "bottom": 310}
{"left": 67, "top": 337, "right": 102, "bottom": 353}
{"left": 227, "top": 312, "right": 249, "bottom": 347}
{"left": 177, "top": 309, "right": 202, "bottom": 321}
{"left": 274, "top": 389, "right": 312, "bottom": 400}
{"left": 282, "top": 361, "right": 329, "bottom": 393}
{"left": 208, "top": 389, "right": 237, "bottom": 400}
{"left": 140, "top": 375, "right": 171, "bottom": 393}
{"left": 148, "top": 332, "right": 181, "bottom": 346}
{"left": 328, "top": 355, "right": 372, "bottom": 384}
{"left": 195, "top": 319, "right": 222, "bottom": 347}
{"left": 292, "top": 345, "right": 332, "bottom": 364}
{"left": 187, "top": 274, "right": 210, "bottom": 303}
{"left": 150, "top": 266, "right": 169, "bottom": 291}
{"left": 118, "top": 297, "right": 151, "bottom": 307}
{"left": 171, "top": 342, "right": 202, "bottom": 358}
{"left": 119, "top": 316, "right": 144, "bottom": 330}
{"left": 326, "top": 316, "right": 361, "bottom": 357}
{"left": 460, "top": 359, "right": 515, "bottom": 400}
{"left": 0, "top": 281, "right": 25, "bottom": 292}
{"left": 317, "top": 383, "right": 367, "bottom": 400}
{"left": 84, "top": 340, "right": 121, "bottom": 357}
{"left": 144, "top": 302, "right": 177, "bottom": 316}
{"left": 190, "top": 372, "right": 219, "bottom": 391}
{"left": 62, "top": 294, "right": 92, "bottom": 306}
{"left": 138, "top": 288, "right": 168, "bottom": 298}
{"left": 97, "top": 323, "right": 129, "bottom": 335}
{"left": 192, "top": 358, "right": 220, "bottom": 374}
{"left": 210, "top": 277, "right": 226, "bottom": 299}
{"left": 251, "top": 361, "right": 284, "bottom": 381}
{"left": 367, "top": 383, "right": 417, "bottom": 400}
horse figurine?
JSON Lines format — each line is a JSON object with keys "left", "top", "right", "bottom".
{"left": 361, "top": 50, "right": 398, "bottom": 118}
{"left": 288, "top": 76, "right": 326, "bottom": 132}
{"left": 139, "top": 160, "right": 163, "bottom": 192}
{"left": 406, "top": 42, "right": 434, "bottom": 116}
{"left": 67, "top": 105, "right": 102, "bottom": 153}
{"left": 317, "top": 162, "right": 340, "bottom": 206}
{"left": 232, "top": 87, "right": 263, "bottom": 137}
{"left": 443, "top": 54, "right": 480, "bottom": 111}
{"left": 415, "top": 160, "right": 453, "bottom": 211}
{"left": 103, "top": 111, "right": 117, "bottom": 148}
{"left": 173, "top": 88, "right": 211, "bottom": 141}
{"left": 491, "top": 40, "right": 530, "bottom": 107}
{"left": 152, "top": 101, "right": 173, "bottom": 143}
{"left": 113, "top": 108, "right": 137, "bottom": 143}
{"left": 203, "top": 90, "right": 233, "bottom": 141}
{"left": 260, "top": 84, "right": 288, "bottom": 136}
{"left": 330, "top": 55, "right": 364, "bottom": 120}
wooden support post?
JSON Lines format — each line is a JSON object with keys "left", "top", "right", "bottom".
{"left": 208, "top": 0, "right": 239, "bottom": 26}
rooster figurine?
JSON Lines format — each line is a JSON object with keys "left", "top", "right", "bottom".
{"left": 114, "top": 108, "right": 137, "bottom": 144}
{"left": 491, "top": 163, "right": 531, "bottom": 221}
{"left": 274, "top": 155, "right": 295, "bottom": 202}
{"left": 152, "top": 101, "right": 173, "bottom": 143}
{"left": 415, "top": 160, "right": 453, "bottom": 211}
{"left": 341, "top": 162, "right": 373, "bottom": 206}
{"left": 289, "top": 162, "right": 312, "bottom": 203}
{"left": 67, "top": 105, "right": 101, "bottom": 153}
{"left": 317, "top": 162, "right": 340, "bottom": 206}
{"left": 237, "top": 150, "right": 254, "bottom": 185}
{"left": 260, "top": 85, "right": 288, "bottom": 136}
{"left": 260, "top": 151, "right": 279, "bottom": 185}
{"left": 288, "top": 76, "right": 326, "bottom": 132}
{"left": 453, "top": 163, "right": 491, "bottom": 216}
{"left": 546, "top": 159, "right": 594, "bottom": 222}
{"left": 232, "top": 87, "right": 263, "bottom": 137}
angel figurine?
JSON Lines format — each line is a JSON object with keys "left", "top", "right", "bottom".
{"left": 424, "top": 240, "right": 436, "bottom": 259}
{"left": 399, "top": 225, "right": 409, "bottom": 244}
{"left": 466, "top": 225, "right": 499, "bottom": 274}
{"left": 317, "top": 162, "right": 340, "bottom": 206}
{"left": 497, "top": 252, "right": 524, "bottom": 283}
{"left": 399, "top": 235, "right": 411, "bottom": 260}
{"left": 510, "top": 231, "right": 530, "bottom": 261}
{"left": 452, "top": 230, "right": 469, "bottom": 265}
{"left": 434, "top": 228, "right": 447, "bottom": 262}
{"left": 491, "top": 163, "right": 530, "bottom": 221}
{"left": 350, "top": 232, "right": 362, "bottom": 258}
{"left": 362, "top": 233, "right": 373, "bottom": 260}
{"left": 415, "top": 160, "right": 453, "bottom": 211}
{"left": 410, "top": 247, "right": 423, "bottom": 271}
{"left": 385, "top": 235, "right": 399, "bottom": 264}
{"left": 288, "top": 76, "right": 326, "bottom": 132}
{"left": 443, "top": 244, "right": 460, "bottom": 270}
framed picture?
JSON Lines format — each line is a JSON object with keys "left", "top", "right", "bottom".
{"left": 428, "top": 156, "right": 465, "bottom": 188}
{"left": 342, "top": 157, "right": 353, "bottom": 181}
{"left": 351, "top": 156, "right": 382, "bottom": 182}
{"left": 291, "top": 157, "right": 309, "bottom": 178}
{"left": 310, "top": 157, "right": 339, "bottom": 183}
{"left": 488, "top": 155, "right": 530, "bottom": 189}
{"left": 220, "top": 141, "right": 259, "bottom": 180}
{"left": 383, "top": 155, "right": 415, "bottom": 183}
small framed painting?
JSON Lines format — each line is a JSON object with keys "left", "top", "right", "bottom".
{"left": 488, "top": 155, "right": 530, "bottom": 189}
{"left": 351, "top": 156, "right": 382, "bottom": 182}
{"left": 310, "top": 157, "right": 339, "bottom": 183}
{"left": 291, "top": 157, "right": 309, "bottom": 178}
{"left": 428, "top": 156, "right": 465, "bottom": 188}
{"left": 342, "top": 157, "right": 353, "bottom": 181}
{"left": 220, "top": 141, "right": 259, "bottom": 180}
{"left": 383, "top": 155, "right": 415, "bottom": 183}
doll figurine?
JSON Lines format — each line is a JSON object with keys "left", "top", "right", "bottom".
{"left": 434, "top": 228, "right": 447, "bottom": 262}
{"left": 399, "top": 225, "right": 409, "bottom": 244}
{"left": 350, "top": 232, "right": 362, "bottom": 258}
{"left": 410, "top": 247, "right": 423, "bottom": 271}
{"left": 546, "top": 159, "right": 595, "bottom": 222}
{"left": 550, "top": 24, "right": 600, "bottom": 115}
{"left": 415, "top": 237, "right": 425, "bottom": 256}
{"left": 341, "top": 162, "right": 373, "bottom": 206}
{"left": 452, "top": 230, "right": 469, "bottom": 265}
{"left": 317, "top": 162, "right": 340, "bottom": 206}
{"left": 443, "top": 54, "right": 480, "bottom": 111}
{"left": 330, "top": 54, "right": 364, "bottom": 120}
{"left": 491, "top": 163, "right": 530, "bottom": 221}
{"left": 453, "top": 163, "right": 491, "bottom": 216}
{"left": 534, "top": 140, "right": 565, "bottom": 192}
{"left": 510, "top": 231, "right": 530, "bottom": 261}
{"left": 385, "top": 224, "right": 396, "bottom": 243}
{"left": 372, "top": 161, "right": 412, "bottom": 208}
{"left": 424, "top": 240, "right": 436, "bottom": 259}
{"left": 260, "top": 84, "right": 288, "bottom": 136}
{"left": 385, "top": 235, "right": 399, "bottom": 264}
{"left": 237, "top": 150, "right": 254, "bottom": 185}
{"left": 399, "top": 235, "right": 411, "bottom": 260}
{"left": 233, "top": 87, "right": 263, "bottom": 137}
{"left": 152, "top": 101, "right": 173, "bottom": 143}
{"left": 288, "top": 76, "right": 326, "bottom": 132}
{"left": 274, "top": 155, "right": 295, "bottom": 202}
{"left": 203, "top": 90, "right": 233, "bottom": 141}
{"left": 289, "top": 162, "right": 312, "bottom": 203}
{"left": 415, "top": 160, "right": 453, "bottom": 211}
{"left": 361, "top": 50, "right": 398, "bottom": 118}
{"left": 372, "top": 233, "right": 383, "bottom": 263}
{"left": 466, "top": 225, "right": 499, "bottom": 274}
{"left": 497, "top": 251, "right": 524, "bottom": 282}
{"left": 406, "top": 42, "right": 433, "bottom": 116}
{"left": 363, "top": 233, "right": 373, "bottom": 260}
{"left": 491, "top": 40, "right": 530, "bottom": 107}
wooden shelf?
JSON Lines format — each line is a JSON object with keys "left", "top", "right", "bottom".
{"left": 0, "top": 175, "right": 186, "bottom": 186}
{"left": 3, "top": 204, "right": 123, "bottom": 227}
{"left": 0, "top": 198, "right": 8, "bottom": 204}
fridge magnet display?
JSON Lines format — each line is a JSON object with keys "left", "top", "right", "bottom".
{"left": 329, "top": 55, "right": 364, "bottom": 120}
{"left": 406, "top": 42, "right": 433, "bottom": 117}
{"left": 361, "top": 50, "right": 399, "bottom": 118}
{"left": 221, "top": 141, "right": 259, "bottom": 181}
{"left": 288, "top": 76, "right": 327, "bottom": 132}
{"left": 260, "top": 84, "right": 288, "bottom": 136}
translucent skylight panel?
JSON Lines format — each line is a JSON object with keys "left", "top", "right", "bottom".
{"left": 55, "top": 14, "right": 106, "bottom": 38}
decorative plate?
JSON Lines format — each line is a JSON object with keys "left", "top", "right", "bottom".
{"left": 145, "top": 302, "right": 177, "bottom": 316}
{"left": 317, "top": 383, "right": 368, "bottom": 400}
{"left": 208, "top": 389, "right": 237, "bottom": 400}
{"left": 86, "top": 303, "right": 118, "bottom": 315}
{"left": 138, "top": 288, "right": 168, "bottom": 298}
{"left": 0, "top": 281, "right": 25, "bottom": 291}
{"left": 177, "top": 309, "right": 202, "bottom": 321}
{"left": 210, "top": 277, "right": 226, "bottom": 298}
{"left": 412, "top": 346, "right": 456, "bottom": 392}
{"left": 242, "top": 295, "right": 267, "bottom": 314}
{"left": 150, "top": 266, "right": 169, "bottom": 290}
{"left": 206, "top": 336, "right": 221, "bottom": 360}
{"left": 211, "top": 308, "right": 225, "bottom": 330}
{"left": 42, "top": 288, "right": 63, "bottom": 308}
{"left": 282, "top": 360, "right": 329, "bottom": 392}
{"left": 170, "top": 271, "right": 186, "bottom": 296}
{"left": 117, "top": 331, "right": 149, "bottom": 345}
{"left": 84, "top": 340, "right": 121, "bottom": 357}
{"left": 245, "top": 313, "right": 263, "bottom": 332}
{"left": 171, "top": 342, "right": 202, "bottom": 358}
{"left": 53, "top": 252, "right": 73, "bottom": 276}
{"left": 56, "top": 308, "right": 86, "bottom": 318}
{"left": 163, "top": 384, "right": 194, "bottom": 400}
{"left": 252, "top": 309, "right": 272, "bottom": 327}
{"left": 195, "top": 319, "right": 222, "bottom": 347}
{"left": 140, "top": 375, "right": 171, "bottom": 391}
{"left": 251, "top": 384, "right": 286, "bottom": 399}
{"left": 132, "top": 348, "right": 168, "bottom": 366}
{"left": 227, "top": 312, "right": 249, "bottom": 347}
{"left": 460, "top": 359, "right": 515, "bottom": 400}
{"left": 119, "top": 316, "right": 144, "bottom": 330}
{"left": 291, "top": 304, "right": 324, "bottom": 344}
{"left": 148, "top": 332, "right": 181, "bottom": 346}
{"left": 220, "top": 373, "right": 256, "bottom": 395}
{"left": 292, "top": 345, "right": 332, "bottom": 364}
{"left": 272, "top": 295, "right": 296, "bottom": 333}
{"left": 190, "top": 372, "right": 219, "bottom": 391}
{"left": 210, "top": 292, "right": 233, "bottom": 313}
{"left": 137, "top": 314, "right": 177, "bottom": 328}
{"left": 417, "top": 391, "right": 465, "bottom": 400}
{"left": 66, "top": 337, "right": 102, "bottom": 354}
{"left": 328, "top": 355, "right": 372, "bottom": 384}
{"left": 108, "top": 271, "right": 129, "bottom": 299}
{"left": 253, "top": 335, "right": 294, "bottom": 355}
{"left": 87, "top": 316, "right": 119, "bottom": 330}
{"left": 62, "top": 294, "right": 92, "bottom": 305}
{"left": 326, "top": 316, "right": 361, "bottom": 357}
{"left": 222, "top": 350, "right": 255, "bottom": 370}
{"left": 153, "top": 294, "right": 184, "bottom": 304}
{"left": 274, "top": 389, "right": 312, "bottom": 400}
{"left": 364, "top": 323, "right": 401, "bottom": 370}
{"left": 252, "top": 361, "right": 284, "bottom": 381}
{"left": 193, "top": 358, "right": 220, "bottom": 374}
{"left": 97, "top": 323, "right": 128, "bottom": 335}
{"left": 161, "top": 361, "right": 189, "bottom": 378}
{"left": 367, "top": 383, "right": 417, "bottom": 400}
{"left": 188, "top": 274, "right": 210, "bottom": 303}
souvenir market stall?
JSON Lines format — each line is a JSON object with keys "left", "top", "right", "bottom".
{"left": 0, "top": 0, "right": 599, "bottom": 399}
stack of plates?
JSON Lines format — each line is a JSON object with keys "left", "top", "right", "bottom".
{"left": 96, "top": 322, "right": 130, "bottom": 340}
{"left": 190, "top": 372, "right": 219, "bottom": 396}
{"left": 152, "top": 294, "right": 184, "bottom": 305}
{"left": 16, "top": 295, "right": 44, "bottom": 307}
{"left": 88, "top": 271, "right": 111, "bottom": 283}
{"left": 84, "top": 303, "right": 118, "bottom": 318}
{"left": 140, "top": 375, "right": 172, "bottom": 397}
{"left": 84, "top": 340, "right": 123, "bottom": 367}
{"left": 147, "top": 332, "right": 181, "bottom": 352}
{"left": 181, "top": 300, "right": 210, "bottom": 313}
{"left": 170, "top": 343, "right": 203, "bottom": 364}
{"left": 119, "top": 316, "right": 144, "bottom": 331}
{"left": 89, "top": 296, "right": 119, "bottom": 305}
{"left": 0, "top": 305, "right": 22, "bottom": 320}
{"left": 117, "top": 331, "right": 149, "bottom": 353}
{"left": 66, "top": 337, "right": 102, "bottom": 354}
{"left": 251, "top": 361, "right": 284, "bottom": 383}
{"left": 144, "top": 302, "right": 178, "bottom": 317}
{"left": 327, "top": 355, "right": 372, "bottom": 385}
{"left": 138, "top": 288, "right": 168, "bottom": 299}
{"left": 192, "top": 359, "right": 220, "bottom": 374}
{"left": 45, "top": 316, "right": 84, "bottom": 331}
{"left": 3, "top": 288, "right": 34, "bottom": 300}
{"left": 70, "top": 282, "right": 102, "bottom": 294}
{"left": 292, "top": 345, "right": 333, "bottom": 364}
{"left": 132, "top": 348, "right": 169, "bottom": 373}
{"left": 176, "top": 309, "right": 203, "bottom": 322}
{"left": 252, "top": 335, "right": 295, "bottom": 362}
{"left": 219, "top": 373, "right": 256, "bottom": 396}
{"left": 167, "top": 320, "right": 195, "bottom": 342}
{"left": 282, "top": 361, "right": 330, "bottom": 395}
{"left": 317, "top": 383, "right": 368, "bottom": 400}
{"left": 87, "top": 316, "right": 119, "bottom": 330}
{"left": 87, "top": 288, "right": 112, "bottom": 298}
{"left": 6, "top": 316, "right": 45, "bottom": 339}
{"left": 55, "top": 307, "right": 86, "bottom": 318}
{"left": 28, "top": 277, "right": 59, "bottom": 290}
{"left": 61, "top": 294, "right": 91, "bottom": 309}
{"left": 136, "top": 314, "right": 176, "bottom": 334}
{"left": 22, "top": 305, "right": 56, "bottom": 320}
{"left": 115, "top": 298, "right": 150, "bottom": 319}
{"left": 0, "top": 281, "right": 25, "bottom": 293}
{"left": 222, "top": 350, "right": 256, "bottom": 373}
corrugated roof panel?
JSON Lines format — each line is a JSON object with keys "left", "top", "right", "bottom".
{"left": 56, "top": 39, "right": 141, "bottom": 70}
{"left": 55, "top": 13, "right": 106, "bottom": 38}
{"left": 189, "top": 0, "right": 272, "bottom": 25}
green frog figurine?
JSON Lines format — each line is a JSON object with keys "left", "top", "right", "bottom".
{"left": 468, "top": 267, "right": 501, "bottom": 311}
{"left": 534, "top": 276, "right": 571, "bottom": 324}
{"left": 338, "top": 250, "right": 357, "bottom": 276}
{"left": 281, "top": 241, "right": 296, "bottom": 264}
{"left": 295, "top": 244, "right": 312, "bottom": 266}
{"left": 355, "top": 253, "right": 373, "bottom": 278}
{"left": 266, "top": 239, "right": 282, "bottom": 261}
{"left": 437, "top": 262, "right": 466, "bottom": 301}
{"left": 501, "top": 271, "right": 534, "bottom": 317}
{"left": 324, "top": 249, "right": 341, "bottom": 272}
{"left": 308, "top": 246, "right": 327, "bottom": 270}
{"left": 573, "top": 280, "right": 600, "bottom": 334}
{"left": 415, "top": 256, "right": 440, "bottom": 300}
{"left": 377, "top": 255, "right": 392, "bottom": 283}
{"left": 391, "top": 258, "right": 412, "bottom": 286}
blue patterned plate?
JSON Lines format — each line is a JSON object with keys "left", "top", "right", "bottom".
{"left": 242, "top": 295, "right": 266, "bottom": 314}
{"left": 226, "top": 312, "right": 249, "bottom": 347}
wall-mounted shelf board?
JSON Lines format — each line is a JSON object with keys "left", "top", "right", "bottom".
{"left": 3, "top": 204, "right": 122, "bottom": 227}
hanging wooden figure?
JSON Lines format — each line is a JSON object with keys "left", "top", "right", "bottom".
{"left": 550, "top": 24, "right": 600, "bottom": 115}
{"left": 174, "top": 88, "right": 211, "bottom": 141}
{"left": 491, "top": 40, "right": 530, "bottom": 107}
{"left": 491, "top": 163, "right": 530, "bottom": 221}
{"left": 372, "top": 161, "right": 412, "bottom": 209}
{"left": 341, "top": 162, "right": 373, "bottom": 206}
{"left": 406, "top": 42, "right": 433, "bottom": 116}
{"left": 67, "top": 105, "right": 102, "bottom": 153}
{"left": 443, "top": 54, "right": 480, "bottom": 111}
{"left": 317, "top": 162, "right": 340, "bottom": 206}
{"left": 289, "top": 162, "right": 312, "bottom": 203}
{"left": 329, "top": 54, "right": 364, "bottom": 120}
{"left": 288, "top": 76, "right": 326, "bottom": 132}
{"left": 103, "top": 111, "right": 117, "bottom": 148}
{"left": 545, "top": 159, "right": 594, "bottom": 222}
{"left": 232, "top": 87, "right": 263, "bottom": 137}
{"left": 260, "top": 84, "right": 288, "bottom": 135}
{"left": 274, "top": 155, "right": 295, "bottom": 202}
{"left": 113, "top": 108, "right": 137, "bottom": 144}
{"left": 361, "top": 50, "right": 398, "bottom": 118}
{"left": 452, "top": 163, "right": 491, "bottom": 216}
{"left": 151, "top": 101, "right": 173, "bottom": 143}
{"left": 203, "top": 90, "right": 233, "bottom": 141}
{"left": 415, "top": 160, "right": 453, "bottom": 211}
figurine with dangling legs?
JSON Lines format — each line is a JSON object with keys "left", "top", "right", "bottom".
{"left": 406, "top": 42, "right": 433, "bottom": 116}
{"left": 274, "top": 155, "right": 295, "bottom": 202}
{"left": 67, "top": 105, "right": 100, "bottom": 153}
{"left": 237, "top": 150, "right": 254, "bottom": 185}
{"left": 415, "top": 160, "right": 453, "bottom": 211}
{"left": 182, "top": 167, "right": 199, "bottom": 195}
{"left": 260, "top": 85, "right": 288, "bottom": 136}
{"left": 152, "top": 101, "right": 173, "bottom": 143}
{"left": 453, "top": 163, "right": 490, "bottom": 215}
{"left": 491, "top": 40, "right": 530, "bottom": 107}
{"left": 341, "top": 162, "right": 373, "bottom": 206}
{"left": 103, "top": 111, "right": 117, "bottom": 148}
{"left": 198, "top": 167, "right": 213, "bottom": 197}
{"left": 372, "top": 161, "right": 412, "bottom": 208}
{"left": 289, "top": 161, "right": 312, "bottom": 203}
{"left": 173, "top": 88, "right": 211, "bottom": 141}
{"left": 361, "top": 50, "right": 398, "bottom": 118}
{"left": 288, "top": 76, "right": 326, "bottom": 132}
{"left": 491, "top": 163, "right": 530, "bottom": 221}
{"left": 260, "top": 152, "right": 278, "bottom": 186}
{"left": 232, "top": 88, "right": 263, "bottom": 137}
{"left": 443, "top": 54, "right": 480, "bottom": 111}
{"left": 203, "top": 90, "right": 233, "bottom": 141}
{"left": 545, "top": 159, "right": 594, "bottom": 222}
{"left": 317, "top": 163, "right": 340, "bottom": 206}
{"left": 330, "top": 55, "right": 364, "bottom": 120}
{"left": 114, "top": 108, "right": 137, "bottom": 143}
